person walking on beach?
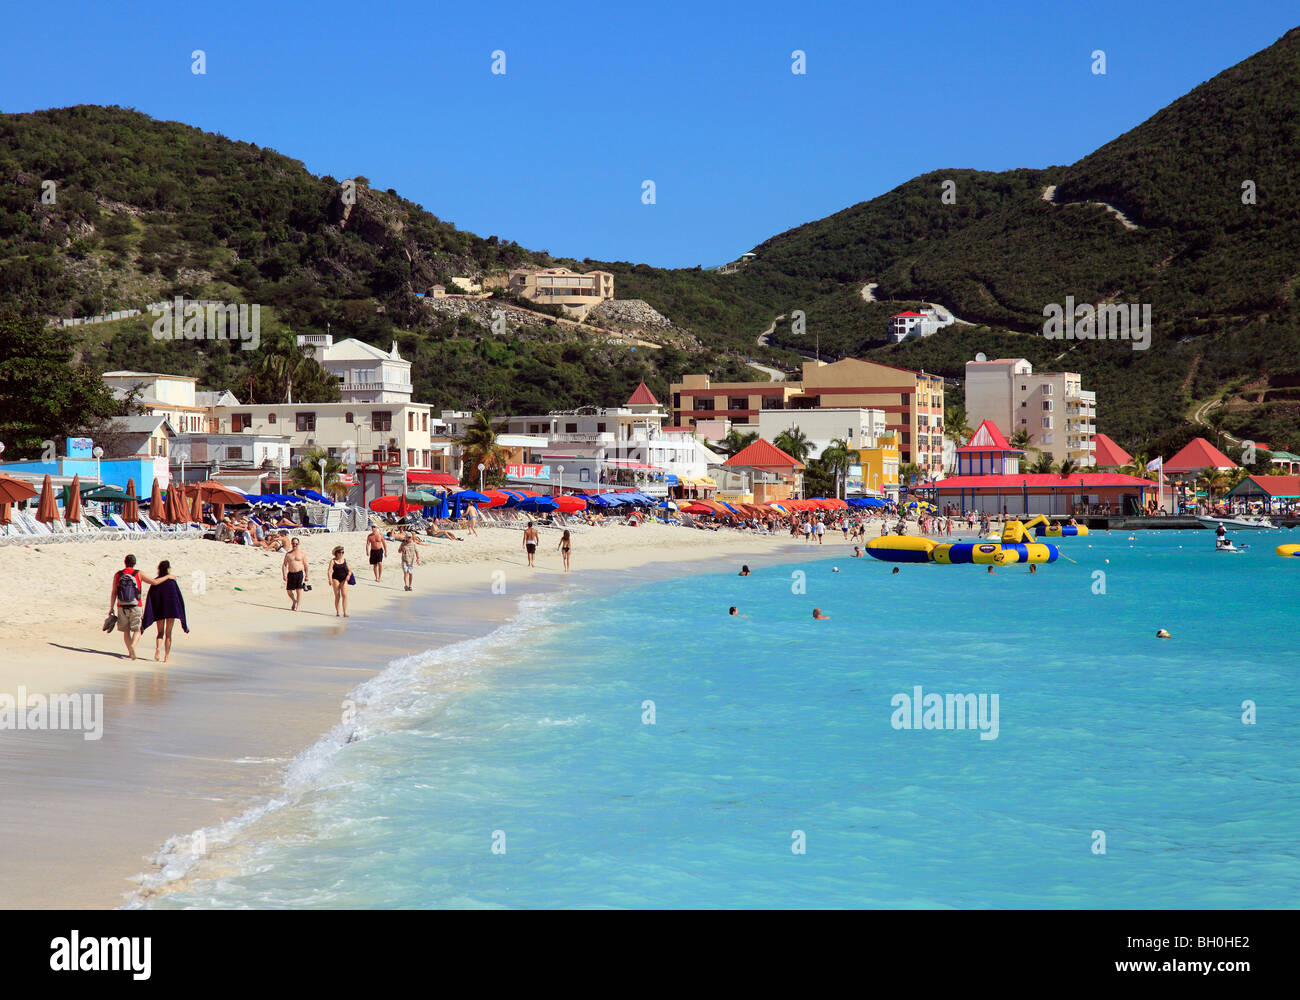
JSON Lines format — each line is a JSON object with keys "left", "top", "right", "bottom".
{"left": 366, "top": 526, "right": 388, "bottom": 582}
{"left": 802, "top": 520, "right": 812, "bottom": 544}
{"left": 399, "top": 535, "right": 420, "bottom": 591}
{"left": 523, "top": 521, "right": 539, "bottom": 567}
{"left": 815, "top": 519, "right": 825, "bottom": 544}
{"left": 282, "top": 537, "right": 309, "bottom": 611}
{"left": 327, "top": 545, "right": 352, "bottom": 617}
{"left": 557, "top": 529, "right": 572, "bottom": 573}
{"left": 108, "top": 553, "right": 167, "bottom": 660}
{"left": 141, "top": 560, "right": 186, "bottom": 662}
{"left": 465, "top": 502, "right": 480, "bottom": 537}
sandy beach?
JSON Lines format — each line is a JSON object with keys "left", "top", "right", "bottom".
{"left": 0, "top": 521, "right": 841, "bottom": 908}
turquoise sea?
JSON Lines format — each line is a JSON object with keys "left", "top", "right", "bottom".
{"left": 140, "top": 530, "right": 1300, "bottom": 908}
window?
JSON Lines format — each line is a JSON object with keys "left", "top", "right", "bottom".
{"left": 696, "top": 398, "right": 714, "bottom": 412}
{"left": 1042, "top": 401, "right": 1053, "bottom": 411}
{"left": 421, "top": 413, "right": 428, "bottom": 432}
{"left": 407, "top": 449, "right": 416, "bottom": 466}
{"left": 373, "top": 411, "right": 392, "bottom": 432}
{"left": 345, "top": 412, "right": 354, "bottom": 424}
{"left": 267, "top": 413, "right": 276, "bottom": 424}
{"left": 728, "top": 396, "right": 748, "bottom": 411}
{"left": 565, "top": 422, "right": 578, "bottom": 433}
{"left": 596, "top": 422, "right": 607, "bottom": 433}
{"left": 579, "top": 468, "right": 591, "bottom": 482}
{"left": 295, "top": 412, "right": 316, "bottom": 432}
{"left": 762, "top": 396, "right": 783, "bottom": 410}
{"left": 1042, "top": 417, "right": 1053, "bottom": 430}
{"left": 227, "top": 446, "right": 244, "bottom": 461}
{"left": 408, "top": 412, "right": 415, "bottom": 432}
{"left": 1042, "top": 434, "right": 1054, "bottom": 444}
{"left": 1043, "top": 385, "right": 1053, "bottom": 395}
{"left": 232, "top": 413, "right": 252, "bottom": 432}
{"left": 672, "top": 393, "right": 681, "bottom": 410}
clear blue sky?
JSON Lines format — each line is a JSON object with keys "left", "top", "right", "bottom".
{"left": 2, "top": 1, "right": 1294, "bottom": 268}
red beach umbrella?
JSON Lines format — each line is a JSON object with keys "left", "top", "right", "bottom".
{"left": 482, "top": 490, "right": 511, "bottom": 508}
{"left": 0, "top": 473, "right": 38, "bottom": 505}
{"left": 370, "top": 494, "right": 420, "bottom": 515}
{"left": 149, "top": 479, "right": 164, "bottom": 522}
{"left": 36, "top": 474, "right": 58, "bottom": 523}
{"left": 190, "top": 487, "right": 203, "bottom": 522}
{"left": 553, "top": 495, "right": 587, "bottom": 513}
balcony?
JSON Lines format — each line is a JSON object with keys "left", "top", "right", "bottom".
{"left": 341, "top": 380, "right": 410, "bottom": 393}
{"left": 550, "top": 432, "right": 617, "bottom": 445}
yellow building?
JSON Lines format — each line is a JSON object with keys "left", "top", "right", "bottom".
{"left": 853, "top": 433, "right": 900, "bottom": 496}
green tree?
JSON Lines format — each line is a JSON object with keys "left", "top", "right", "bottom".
{"left": 246, "top": 327, "right": 340, "bottom": 404}
{"left": 1009, "top": 429, "right": 1032, "bottom": 452}
{"left": 289, "top": 446, "right": 348, "bottom": 499}
{"left": 1197, "top": 466, "right": 1227, "bottom": 504}
{"left": 801, "top": 458, "right": 835, "bottom": 499}
{"left": 1057, "top": 458, "right": 1080, "bottom": 477}
{"left": 459, "top": 410, "right": 510, "bottom": 487}
{"left": 773, "top": 426, "right": 811, "bottom": 464}
{"left": 0, "top": 310, "right": 118, "bottom": 457}
{"left": 944, "top": 405, "right": 972, "bottom": 445}
{"left": 898, "top": 461, "right": 921, "bottom": 486}
{"left": 1029, "top": 452, "right": 1056, "bottom": 474}
{"left": 719, "top": 428, "right": 759, "bottom": 457}
{"left": 820, "top": 437, "right": 854, "bottom": 499}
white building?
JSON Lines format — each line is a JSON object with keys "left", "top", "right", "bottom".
{"left": 964, "top": 357, "right": 1097, "bottom": 468}
{"left": 889, "top": 308, "right": 954, "bottom": 343}
{"left": 755, "top": 407, "right": 887, "bottom": 460}
{"left": 296, "top": 333, "right": 413, "bottom": 404}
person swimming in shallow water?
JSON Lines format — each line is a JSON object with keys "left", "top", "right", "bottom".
{"left": 812, "top": 608, "right": 830, "bottom": 620}
{"left": 738, "top": 565, "right": 750, "bottom": 576}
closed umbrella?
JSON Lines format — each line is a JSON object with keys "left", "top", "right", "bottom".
{"left": 149, "top": 479, "right": 164, "bottom": 523}
{"left": 0, "top": 503, "right": 9, "bottom": 526}
{"left": 213, "top": 502, "right": 225, "bottom": 522}
{"left": 36, "top": 474, "right": 58, "bottom": 523}
{"left": 124, "top": 478, "right": 140, "bottom": 524}
{"left": 190, "top": 487, "right": 203, "bottom": 523}
{"left": 65, "top": 474, "right": 83, "bottom": 524}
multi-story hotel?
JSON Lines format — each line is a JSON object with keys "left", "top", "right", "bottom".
{"left": 670, "top": 358, "right": 946, "bottom": 479}
{"left": 296, "top": 334, "right": 413, "bottom": 404}
{"left": 963, "top": 358, "right": 1096, "bottom": 468}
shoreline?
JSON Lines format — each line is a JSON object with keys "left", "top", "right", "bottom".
{"left": 0, "top": 524, "right": 834, "bottom": 909}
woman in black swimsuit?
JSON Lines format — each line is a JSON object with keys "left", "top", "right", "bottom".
{"left": 557, "top": 529, "right": 572, "bottom": 573}
{"left": 327, "top": 545, "right": 351, "bottom": 617}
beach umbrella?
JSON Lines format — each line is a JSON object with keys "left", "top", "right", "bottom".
{"left": 64, "top": 474, "right": 83, "bottom": 524}
{"left": 681, "top": 503, "right": 714, "bottom": 515}
{"left": 0, "top": 503, "right": 9, "bottom": 525}
{"left": 213, "top": 502, "right": 225, "bottom": 522}
{"left": 149, "top": 479, "right": 163, "bottom": 520}
{"left": 190, "top": 487, "right": 203, "bottom": 522}
{"left": 193, "top": 480, "right": 247, "bottom": 504}
{"left": 766, "top": 502, "right": 790, "bottom": 514}
{"left": 519, "top": 496, "right": 559, "bottom": 514}
{"left": 482, "top": 490, "right": 511, "bottom": 508}
{"left": 452, "top": 489, "right": 491, "bottom": 505}
{"left": 555, "top": 495, "right": 588, "bottom": 513}
{"left": 36, "top": 474, "right": 58, "bottom": 523}
{"left": 370, "top": 494, "right": 421, "bottom": 515}
{"left": 124, "top": 478, "right": 140, "bottom": 523}
{"left": 163, "top": 487, "right": 182, "bottom": 524}
{"left": 657, "top": 499, "right": 679, "bottom": 511}
{"left": 0, "top": 473, "right": 38, "bottom": 505}
{"left": 404, "top": 489, "right": 442, "bottom": 504}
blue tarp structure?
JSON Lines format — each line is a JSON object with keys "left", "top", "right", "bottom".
{"left": 848, "top": 497, "right": 888, "bottom": 508}
{"left": 292, "top": 489, "right": 334, "bottom": 505}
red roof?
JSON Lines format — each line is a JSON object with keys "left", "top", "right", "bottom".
{"left": 935, "top": 472, "right": 1157, "bottom": 489}
{"left": 1091, "top": 433, "right": 1132, "bottom": 467}
{"left": 625, "top": 381, "right": 659, "bottom": 407}
{"left": 407, "top": 472, "right": 460, "bottom": 487}
{"left": 723, "top": 438, "right": 805, "bottom": 470}
{"left": 1228, "top": 475, "right": 1300, "bottom": 497}
{"left": 957, "top": 420, "right": 1019, "bottom": 453}
{"left": 1164, "top": 437, "right": 1238, "bottom": 473}
{"left": 892, "top": 311, "right": 927, "bottom": 318}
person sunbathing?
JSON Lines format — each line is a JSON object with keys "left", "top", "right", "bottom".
{"left": 427, "top": 526, "right": 463, "bottom": 540}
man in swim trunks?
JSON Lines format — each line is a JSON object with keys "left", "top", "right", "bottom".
{"left": 366, "top": 525, "right": 388, "bottom": 582}
{"left": 523, "top": 521, "right": 539, "bottom": 567}
{"left": 282, "top": 537, "right": 309, "bottom": 611}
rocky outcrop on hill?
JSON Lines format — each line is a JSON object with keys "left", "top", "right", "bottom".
{"left": 589, "top": 298, "right": 674, "bottom": 329}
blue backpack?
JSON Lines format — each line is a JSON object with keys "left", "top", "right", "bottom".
{"left": 117, "top": 569, "right": 140, "bottom": 605}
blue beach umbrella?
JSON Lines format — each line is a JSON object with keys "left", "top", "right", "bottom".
{"left": 519, "top": 496, "right": 559, "bottom": 514}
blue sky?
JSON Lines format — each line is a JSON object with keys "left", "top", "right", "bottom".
{"left": 2, "top": 1, "right": 1294, "bottom": 268}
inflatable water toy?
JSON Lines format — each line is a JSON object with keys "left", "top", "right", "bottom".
{"left": 1035, "top": 522, "right": 1089, "bottom": 537}
{"left": 1276, "top": 544, "right": 1300, "bottom": 558}
{"left": 866, "top": 519, "right": 1061, "bottom": 566}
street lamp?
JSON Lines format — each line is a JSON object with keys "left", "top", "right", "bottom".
{"left": 478, "top": 462, "right": 486, "bottom": 493}
{"left": 557, "top": 465, "right": 564, "bottom": 496}
{"left": 92, "top": 446, "right": 103, "bottom": 487}
{"left": 319, "top": 457, "right": 328, "bottom": 500}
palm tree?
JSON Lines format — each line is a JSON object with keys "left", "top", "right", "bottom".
{"left": 898, "top": 461, "right": 922, "bottom": 486}
{"left": 1197, "top": 465, "right": 1227, "bottom": 505}
{"left": 944, "top": 406, "right": 973, "bottom": 446}
{"left": 290, "top": 446, "right": 348, "bottom": 499}
{"left": 820, "top": 437, "right": 854, "bottom": 499}
{"left": 1029, "top": 452, "right": 1056, "bottom": 474}
{"left": 1057, "top": 458, "right": 1080, "bottom": 477}
{"left": 1009, "top": 429, "right": 1032, "bottom": 452}
{"left": 459, "top": 410, "right": 511, "bottom": 487}
{"left": 250, "top": 327, "right": 317, "bottom": 405}
{"left": 1122, "top": 452, "right": 1151, "bottom": 479}
{"left": 773, "top": 426, "right": 812, "bottom": 465}
{"left": 719, "top": 428, "right": 759, "bottom": 457}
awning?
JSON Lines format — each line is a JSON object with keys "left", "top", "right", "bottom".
{"left": 407, "top": 471, "right": 460, "bottom": 487}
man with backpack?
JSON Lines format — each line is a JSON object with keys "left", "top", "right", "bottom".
{"left": 109, "top": 553, "right": 160, "bottom": 660}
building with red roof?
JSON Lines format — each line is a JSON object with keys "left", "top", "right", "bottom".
{"left": 625, "top": 381, "right": 660, "bottom": 408}
{"left": 1091, "top": 433, "right": 1132, "bottom": 468}
{"left": 955, "top": 420, "right": 1023, "bottom": 476}
{"left": 1225, "top": 475, "right": 1300, "bottom": 511}
{"left": 718, "top": 438, "right": 804, "bottom": 502}
{"left": 1163, "top": 437, "right": 1238, "bottom": 474}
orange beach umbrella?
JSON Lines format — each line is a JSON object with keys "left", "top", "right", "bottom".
{"left": 36, "top": 474, "right": 58, "bottom": 523}
{"left": 149, "top": 479, "right": 164, "bottom": 521}
{"left": 0, "top": 473, "right": 38, "bottom": 505}
{"left": 64, "top": 474, "right": 83, "bottom": 524}
{"left": 124, "top": 478, "right": 140, "bottom": 523}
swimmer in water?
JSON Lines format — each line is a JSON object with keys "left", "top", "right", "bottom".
{"left": 891, "top": 567, "right": 899, "bottom": 575}
{"left": 812, "top": 608, "right": 829, "bottom": 620}
{"left": 852, "top": 546, "right": 862, "bottom": 558}
{"left": 729, "top": 606, "right": 738, "bottom": 616}
{"left": 1029, "top": 564, "right": 1037, "bottom": 574}
{"left": 1156, "top": 628, "right": 1171, "bottom": 639}
{"left": 738, "top": 565, "right": 750, "bottom": 576}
